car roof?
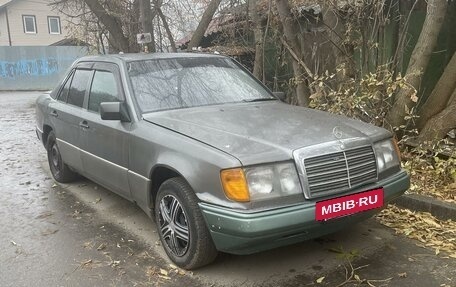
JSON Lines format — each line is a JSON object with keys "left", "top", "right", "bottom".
{"left": 76, "top": 52, "right": 227, "bottom": 65}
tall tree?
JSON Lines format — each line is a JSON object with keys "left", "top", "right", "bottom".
{"left": 187, "top": 0, "right": 222, "bottom": 51}
{"left": 321, "top": 3, "right": 354, "bottom": 82}
{"left": 275, "top": 0, "right": 310, "bottom": 106}
{"left": 83, "top": 0, "right": 131, "bottom": 52}
{"left": 249, "top": 0, "right": 264, "bottom": 80}
{"left": 157, "top": 7, "right": 177, "bottom": 52}
{"left": 386, "top": 0, "right": 448, "bottom": 130}
{"left": 416, "top": 51, "right": 456, "bottom": 131}
{"left": 418, "top": 88, "right": 456, "bottom": 141}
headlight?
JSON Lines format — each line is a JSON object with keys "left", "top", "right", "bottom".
{"left": 374, "top": 139, "right": 401, "bottom": 173}
{"left": 221, "top": 162, "right": 301, "bottom": 202}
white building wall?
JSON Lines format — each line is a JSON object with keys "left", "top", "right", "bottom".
{"left": 0, "top": 9, "right": 9, "bottom": 46}
{"left": 1, "top": 0, "right": 71, "bottom": 46}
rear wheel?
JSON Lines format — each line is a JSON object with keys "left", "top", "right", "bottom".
{"left": 46, "top": 131, "right": 78, "bottom": 183}
{"left": 155, "top": 177, "right": 218, "bottom": 269}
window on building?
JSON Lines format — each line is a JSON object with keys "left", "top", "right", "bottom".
{"left": 48, "top": 16, "right": 61, "bottom": 34}
{"left": 23, "top": 15, "right": 36, "bottom": 34}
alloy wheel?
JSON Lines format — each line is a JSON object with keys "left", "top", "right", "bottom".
{"left": 158, "top": 195, "right": 190, "bottom": 257}
{"left": 50, "top": 143, "right": 61, "bottom": 171}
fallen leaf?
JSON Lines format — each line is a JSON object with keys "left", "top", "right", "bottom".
{"left": 111, "top": 260, "right": 120, "bottom": 267}
{"left": 41, "top": 229, "right": 59, "bottom": 236}
{"left": 160, "top": 269, "right": 169, "bottom": 276}
{"left": 35, "top": 211, "right": 53, "bottom": 219}
{"left": 82, "top": 241, "right": 93, "bottom": 249}
{"left": 316, "top": 277, "right": 325, "bottom": 284}
{"left": 97, "top": 243, "right": 106, "bottom": 251}
{"left": 398, "top": 272, "right": 407, "bottom": 278}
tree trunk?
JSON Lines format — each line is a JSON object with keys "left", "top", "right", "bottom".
{"left": 157, "top": 8, "right": 177, "bottom": 52}
{"left": 139, "top": 0, "right": 156, "bottom": 52}
{"left": 386, "top": 0, "right": 447, "bottom": 130}
{"left": 275, "top": 0, "right": 309, "bottom": 106}
{"left": 321, "top": 4, "right": 355, "bottom": 82}
{"left": 187, "top": 0, "right": 221, "bottom": 50}
{"left": 249, "top": 0, "right": 263, "bottom": 80}
{"left": 83, "top": 0, "right": 130, "bottom": 52}
{"left": 418, "top": 87, "right": 456, "bottom": 141}
{"left": 417, "top": 51, "right": 456, "bottom": 130}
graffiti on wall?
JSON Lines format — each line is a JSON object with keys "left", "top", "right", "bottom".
{"left": 0, "top": 58, "right": 59, "bottom": 79}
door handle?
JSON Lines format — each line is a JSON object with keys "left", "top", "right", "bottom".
{"left": 79, "top": 120, "right": 90, "bottom": 129}
{"left": 50, "top": 110, "right": 58, "bottom": 117}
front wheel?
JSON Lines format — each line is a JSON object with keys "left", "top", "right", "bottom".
{"left": 46, "top": 131, "right": 78, "bottom": 183}
{"left": 155, "top": 177, "right": 218, "bottom": 269}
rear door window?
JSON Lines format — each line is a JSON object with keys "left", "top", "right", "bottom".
{"left": 67, "top": 69, "right": 92, "bottom": 108}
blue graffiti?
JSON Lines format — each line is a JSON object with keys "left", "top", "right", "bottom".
{"left": 0, "top": 58, "right": 59, "bottom": 79}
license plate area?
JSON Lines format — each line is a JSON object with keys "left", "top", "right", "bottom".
{"left": 315, "top": 188, "right": 384, "bottom": 221}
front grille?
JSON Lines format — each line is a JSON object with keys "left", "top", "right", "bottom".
{"left": 304, "top": 146, "right": 377, "bottom": 197}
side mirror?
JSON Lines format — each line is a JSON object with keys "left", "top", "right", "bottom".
{"left": 100, "top": 102, "right": 131, "bottom": 122}
{"left": 273, "top": 92, "right": 286, "bottom": 102}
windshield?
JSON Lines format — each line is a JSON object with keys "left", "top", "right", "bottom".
{"left": 127, "top": 57, "right": 275, "bottom": 113}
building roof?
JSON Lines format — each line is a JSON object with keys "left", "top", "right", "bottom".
{"left": 0, "top": 0, "right": 14, "bottom": 9}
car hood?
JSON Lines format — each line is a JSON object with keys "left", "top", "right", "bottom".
{"left": 143, "top": 102, "right": 390, "bottom": 165}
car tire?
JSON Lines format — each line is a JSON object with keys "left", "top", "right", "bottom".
{"left": 155, "top": 177, "right": 218, "bottom": 270}
{"left": 46, "top": 131, "right": 78, "bottom": 183}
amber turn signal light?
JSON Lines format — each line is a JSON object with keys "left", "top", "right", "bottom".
{"left": 220, "top": 168, "right": 250, "bottom": 202}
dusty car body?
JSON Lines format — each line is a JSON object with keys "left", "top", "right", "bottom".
{"left": 35, "top": 53, "right": 410, "bottom": 269}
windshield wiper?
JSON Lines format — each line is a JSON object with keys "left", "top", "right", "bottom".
{"left": 243, "top": 98, "right": 277, "bottom": 103}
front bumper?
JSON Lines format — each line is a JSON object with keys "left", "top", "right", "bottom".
{"left": 199, "top": 170, "right": 410, "bottom": 255}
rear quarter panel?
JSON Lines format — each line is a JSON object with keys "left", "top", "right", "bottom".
{"left": 35, "top": 93, "right": 54, "bottom": 145}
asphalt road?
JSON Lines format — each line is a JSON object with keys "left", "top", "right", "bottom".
{"left": 0, "top": 92, "right": 454, "bottom": 287}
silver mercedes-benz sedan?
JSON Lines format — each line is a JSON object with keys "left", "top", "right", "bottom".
{"left": 36, "top": 53, "right": 410, "bottom": 269}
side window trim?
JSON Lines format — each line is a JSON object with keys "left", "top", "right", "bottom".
{"left": 92, "top": 62, "right": 125, "bottom": 101}
{"left": 83, "top": 70, "right": 96, "bottom": 110}
{"left": 85, "top": 62, "right": 126, "bottom": 114}
{"left": 57, "top": 69, "right": 75, "bottom": 103}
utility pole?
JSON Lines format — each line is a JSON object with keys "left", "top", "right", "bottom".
{"left": 139, "top": 0, "right": 155, "bottom": 52}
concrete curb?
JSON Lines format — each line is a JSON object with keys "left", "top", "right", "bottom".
{"left": 393, "top": 194, "right": 456, "bottom": 221}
